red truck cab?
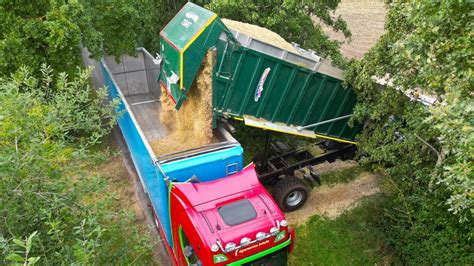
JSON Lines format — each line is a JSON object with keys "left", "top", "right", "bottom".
{"left": 169, "top": 164, "right": 294, "bottom": 265}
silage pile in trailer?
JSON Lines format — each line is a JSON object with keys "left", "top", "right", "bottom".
{"left": 222, "top": 19, "right": 298, "bottom": 53}
{"left": 152, "top": 19, "right": 298, "bottom": 156}
{"left": 151, "top": 53, "right": 214, "bottom": 156}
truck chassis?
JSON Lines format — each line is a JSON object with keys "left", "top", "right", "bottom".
{"left": 250, "top": 131, "right": 357, "bottom": 212}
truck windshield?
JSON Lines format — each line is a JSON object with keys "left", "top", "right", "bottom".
{"left": 243, "top": 247, "right": 288, "bottom": 266}
{"left": 218, "top": 199, "right": 257, "bottom": 226}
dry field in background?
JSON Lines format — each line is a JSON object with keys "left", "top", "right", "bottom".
{"left": 318, "top": 0, "right": 387, "bottom": 59}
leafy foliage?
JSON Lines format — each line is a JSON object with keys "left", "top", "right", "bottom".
{"left": 11, "top": 65, "right": 116, "bottom": 146}
{"left": 0, "top": 0, "right": 102, "bottom": 77}
{"left": 5, "top": 232, "right": 41, "bottom": 265}
{"left": 0, "top": 0, "right": 158, "bottom": 78}
{"left": 207, "top": 0, "right": 351, "bottom": 66}
{"left": 0, "top": 68, "right": 153, "bottom": 264}
{"left": 345, "top": 1, "right": 473, "bottom": 263}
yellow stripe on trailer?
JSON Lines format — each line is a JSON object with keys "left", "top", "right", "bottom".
{"left": 247, "top": 123, "right": 317, "bottom": 138}
{"left": 315, "top": 134, "right": 357, "bottom": 145}
{"left": 180, "top": 14, "right": 218, "bottom": 89}
{"left": 244, "top": 116, "right": 316, "bottom": 138}
{"left": 243, "top": 116, "right": 358, "bottom": 144}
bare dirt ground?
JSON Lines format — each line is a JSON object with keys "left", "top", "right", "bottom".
{"left": 286, "top": 162, "right": 381, "bottom": 225}
{"left": 313, "top": 159, "right": 359, "bottom": 173}
{"left": 318, "top": 0, "right": 387, "bottom": 59}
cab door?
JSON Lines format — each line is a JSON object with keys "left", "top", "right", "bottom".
{"left": 178, "top": 226, "right": 203, "bottom": 266}
{"left": 173, "top": 211, "right": 204, "bottom": 266}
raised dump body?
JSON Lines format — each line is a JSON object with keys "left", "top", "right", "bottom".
{"left": 100, "top": 48, "right": 243, "bottom": 248}
{"left": 159, "top": 3, "right": 362, "bottom": 144}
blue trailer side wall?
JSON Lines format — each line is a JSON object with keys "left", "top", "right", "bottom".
{"left": 101, "top": 61, "right": 244, "bottom": 249}
{"left": 162, "top": 148, "right": 243, "bottom": 182}
{"left": 101, "top": 62, "right": 174, "bottom": 245}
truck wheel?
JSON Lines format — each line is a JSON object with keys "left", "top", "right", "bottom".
{"left": 272, "top": 176, "right": 309, "bottom": 212}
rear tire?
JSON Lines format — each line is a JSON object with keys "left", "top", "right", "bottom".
{"left": 272, "top": 176, "right": 309, "bottom": 212}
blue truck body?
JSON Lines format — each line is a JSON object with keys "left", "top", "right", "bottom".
{"left": 99, "top": 49, "right": 244, "bottom": 248}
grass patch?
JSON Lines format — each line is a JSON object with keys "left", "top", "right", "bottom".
{"left": 80, "top": 173, "right": 156, "bottom": 264}
{"left": 289, "top": 195, "right": 398, "bottom": 265}
{"left": 320, "top": 166, "right": 365, "bottom": 186}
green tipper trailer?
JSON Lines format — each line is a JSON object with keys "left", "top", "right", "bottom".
{"left": 159, "top": 3, "right": 230, "bottom": 109}
{"left": 159, "top": 3, "right": 361, "bottom": 144}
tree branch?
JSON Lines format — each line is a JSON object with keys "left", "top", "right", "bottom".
{"left": 414, "top": 133, "right": 444, "bottom": 166}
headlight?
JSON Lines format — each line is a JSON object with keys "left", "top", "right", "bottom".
{"left": 211, "top": 244, "right": 219, "bottom": 252}
{"left": 225, "top": 242, "right": 236, "bottom": 252}
{"left": 256, "top": 232, "right": 266, "bottom": 241}
{"left": 270, "top": 227, "right": 279, "bottom": 235}
{"left": 240, "top": 237, "right": 251, "bottom": 246}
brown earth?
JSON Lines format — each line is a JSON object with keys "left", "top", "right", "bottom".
{"left": 313, "top": 159, "right": 359, "bottom": 173}
{"left": 286, "top": 162, "right": 380, "bottom": 225}
{"left": 317, "top": 0, "right": 387, "bottom": 59}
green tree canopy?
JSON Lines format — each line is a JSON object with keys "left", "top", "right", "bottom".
{"left": 0, "top": 0, "right": 159, "bottom": 78}
{"left": 345, "top": 1, "right": 473, "bottom": 263}
{"left": 0, "top": 1, "right": 100, "bottom": 77}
